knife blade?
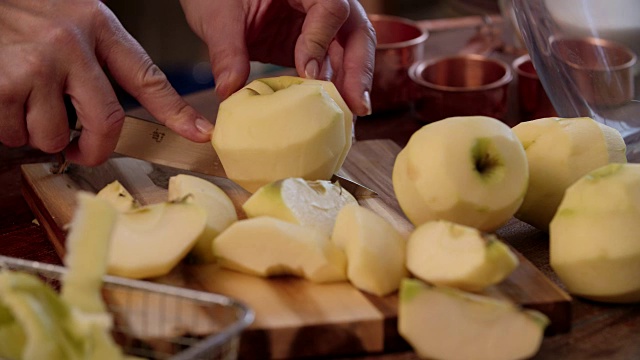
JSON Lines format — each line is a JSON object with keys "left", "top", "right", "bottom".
{"left": 65, "top": 103, "right": 377, "bottom": 198}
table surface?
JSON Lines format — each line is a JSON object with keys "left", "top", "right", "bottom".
{"left": 1, "top": 15, "right": 639, "bottom": 360}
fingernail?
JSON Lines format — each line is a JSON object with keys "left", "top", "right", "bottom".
{"left": 363, "top": 91, "right": 372, "bottom": 116}
{"left": 305, "top": 60, "right": 319, "bottom": 79}
{"left": 195, "top": 117, "right": 213, "bottom": 134}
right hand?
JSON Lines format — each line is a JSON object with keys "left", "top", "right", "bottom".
{"left": 0, "top": 0, "right": 212, "bottom": 166}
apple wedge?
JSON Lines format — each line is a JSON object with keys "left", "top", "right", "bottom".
{"left": 406, "top": 220, "right": 519, "bottom": 292}
{"left": 392, "top": 116, "right": 529, "bottom": 232}
{"left": 331, "top": 203, "right": 407, "bottom": 296}
{"left": 213, "top": 217, "right": 347, "bottom": 283}
{"left": 513, "top": 117, "right": 627, "bottom": 230}
{"left": 398, "top": 278, "right": 548, "bottom": 360}
{"left": 212, "top": 76, "right": 352, "bottom": 193}
{"left": 96, "top": 180, "right": 138, "bottom": 212}
{"left": 168, "top": 174, "right": 238, "bottom": 263}
{"left": 243, "top": 177, "right": 357, "bottom": 238}
{"left": 550, "top": 163, "right": 640, "bottom": 303}
{"left": 107, "top": 200, "right": 207, "bottom": 279}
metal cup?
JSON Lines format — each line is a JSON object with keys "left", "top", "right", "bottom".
{"left": 550, "top": 36, "right": 637, "bottom": 108}
{"left": 369, "top": 14, "right": 429, "bottom": 114}
{"left": 512, "top": 54, "right": 557, "bottom": 120}
{"left": 409, "top": 54, "right": 512, "bottom": 123}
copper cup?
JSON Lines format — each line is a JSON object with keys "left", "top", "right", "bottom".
{"left": 550, "top": 36, "right": 637, "bottom": 107}
{"left": 369, "top": 14, "right": 429, "bottom": 114}
{"left": 409, "top": 54, "right": 512, "bottom": 123}
{"left": 512, "top": 54, "right": 557, "bottom": 120}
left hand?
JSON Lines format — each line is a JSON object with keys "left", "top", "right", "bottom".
{"left": 179, "top": 0, "right": 376, "bottom": 117}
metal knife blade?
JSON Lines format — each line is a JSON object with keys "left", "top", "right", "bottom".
{"left": 113, "top": 116, "right": 377, "bottom": 198}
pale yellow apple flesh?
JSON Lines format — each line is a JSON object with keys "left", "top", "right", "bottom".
{"left": 213, "top": 217, "right": 347, "bottom": 283}
{"left": 243, "top": 177, "right": 357, "bottom": 238}
{"left": 168, "top": 174, "right": 237, "bottom": 263}
{"left": 398, "top": 278, "right": 548, "bottom": 360}
{"left": 393, "top": 116, "right": 529, "bottom": 232}
{"left": 406, "top": 220, "right": 519, "bottom": 292}
{"left": 513, "top": 117, "right": 627, "bottom": 231}
{"left": 550, "top": 163, "right": 640, "bottom": 303}
{"left": 331, "top": 203, "right": 407, "bottom": 296}
{"left": 212, "top": 76, "right": 352, "bottom": 193}
{"left": 95, "top": 180, "right": 138, "bottom": 212}
{"left": 107, "top": 201, "right": 207, "bottom": 279}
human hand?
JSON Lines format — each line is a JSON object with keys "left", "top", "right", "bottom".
{"left": 179, "top": 0, "right": 376, "bottom": 117}
{"left": 0, "top": 0, "right": 212, "bottom": 166}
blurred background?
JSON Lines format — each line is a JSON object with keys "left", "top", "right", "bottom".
{"left": 104, "top": 0, "right": 502, "bottom": 109}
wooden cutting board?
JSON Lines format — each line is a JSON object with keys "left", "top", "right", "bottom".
{"left": 21, "top": 139, "right": 571, "bottom": 359}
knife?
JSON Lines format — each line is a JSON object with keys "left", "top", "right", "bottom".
{"left": 64, "top": 99, "right": 377, "bottom": 198}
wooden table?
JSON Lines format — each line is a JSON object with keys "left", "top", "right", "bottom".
{"left": 1, "top": 15, "right": 639, "bottom": 360}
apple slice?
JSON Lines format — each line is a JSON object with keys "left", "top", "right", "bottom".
{"left": 406, "top": 220, "right": 519, "bottom": 292}
{"left": 550, "top": 163, "right": 640, "bottom": 303}
{"left": 513, "top": 117, "right": 627, "bottom": 230}
{"left": 398, "top": 278, "right": 548, "bottom": 360}
{"left": 213, "top": 217, "right": 347, "bottom": 283}
{"left": 242, "top": 177, "right": 357, "bottom": 238}
{"left": 392, "top": 116, "right": 529, "bottom": 232}
{"left": 96, "top": 180, "right": 138, "bottom": 212}
{"left": 168, "top": 174, "right": 238, "bottom": 263}
{"left": 331, "top": 203, "right": 407, "bottom": 296}
{"left": 212, "top": 76, "right": 352, "bottom": 193}
{"left": 107, "top": 200, "right": 207, "bottom": 279}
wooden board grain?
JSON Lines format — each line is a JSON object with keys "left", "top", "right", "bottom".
{"left": 21, "top": 139, "right": 571, "bottom": 359}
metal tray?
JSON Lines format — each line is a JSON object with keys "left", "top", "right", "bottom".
{"left": 0, "top": 255, "right": 254, "bottom": 360}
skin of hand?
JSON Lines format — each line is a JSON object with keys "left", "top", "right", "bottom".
{"left": 0, "top": 0, "right": 212, "bottom": 166}
{"left": 179, "top": 0, "right": 376, "bottom": 117}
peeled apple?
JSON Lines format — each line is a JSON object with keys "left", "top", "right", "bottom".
{"left": 550, "top": 163, "right": 640, "bottom": 303}
{"left": 212, "top": 76, "right": 353, "bottom": 193}
{"left": 513, "top": 117, "right": 627, "bottom": 230}
{"left": 393, "top": 116, "right": 529, "bottom": 232}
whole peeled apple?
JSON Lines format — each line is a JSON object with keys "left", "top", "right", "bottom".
{"left": 212, "top": 76, "right": 353, "bottom": 193}
{"left": 550, "top": 163, "right": 640, "bottom": 303}
{"left": 513, "top": 117, "right": 627, "bottom": 230}
{"left": 392, "top": 116, "right": 529, "bottom": 232}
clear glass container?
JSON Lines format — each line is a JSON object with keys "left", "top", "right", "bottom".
{"left": 512, "top": 0, "right": 640, "bottom": 161}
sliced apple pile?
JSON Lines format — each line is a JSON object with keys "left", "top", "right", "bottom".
{"left": 168, "top": 174, "right": 237, "bottom": 263}
{"left": 513, "top": 116, "right": 627, "bottom": 230}
{"left": 213, "top": 216, "right": 347, "bottom": 283}
{"left": 96, "top": 180, "right": 139, "bottom": 212}
{"left": 398, "top": 278, "right": 548, "bottom": 360}
{"left": 242, "top": 177, "right": 357, "bottom": 238}
{"left": 406, "top": 220, "right": 519, "bottom": 292}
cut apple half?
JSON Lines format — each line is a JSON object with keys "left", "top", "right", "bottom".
{"left": 332, "top": 203, "right": 407, "bottom": 296}
{"left": 398, "top": 278, "right": 548, "bottom": 360}
{"left": 406, "top": 220, "right": 519, "bottom": 292}
{"left": 96, "top": 180, "right": 138, "bottom": 212}
{"left": 107, "top": 200, "right": 207, "bottom": 279}
{"left": 243, "top": 177, "right": 357, "bottom": 238}
{"left": 168, "top": 174, "right": 238, "bottom": 263}
{"left": 213, "top": 216, "right": 347, "bottom": 283}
